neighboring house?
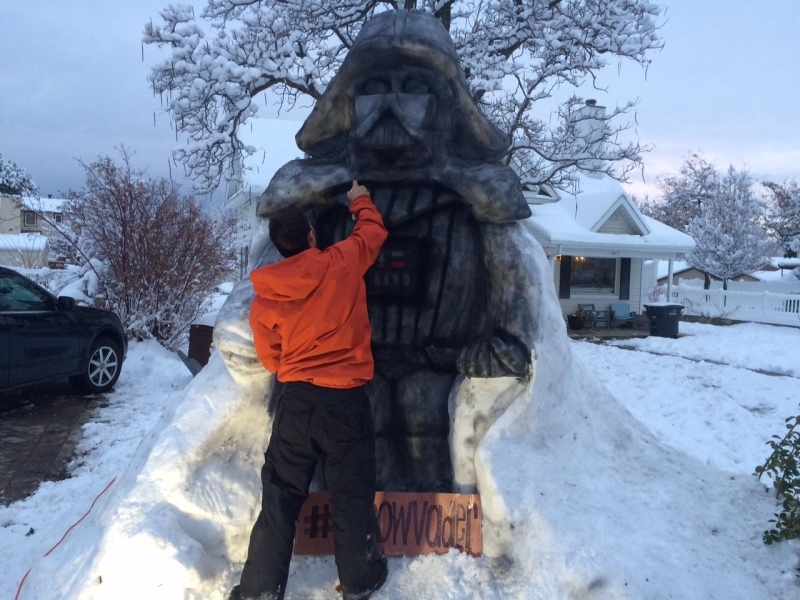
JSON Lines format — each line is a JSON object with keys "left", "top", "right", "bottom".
{"left": 656, "top": 261, "right": 759, "bottom": 286}
{"left": 0, "top": 233, "right": 49, "bottom": 268}
{"left": 0, "top": 194, "right": 68, "bottom": 267}
{"left": 655, "top": 257, "right": 800, "bottom": 293}
{"left": 21, "top": 195, "right": 67, "bottom": 235}
{"left": 525, "top": 172, "right": 695, "bottom": 318}
{"left": 224, "top": 119, "right": 303, "bottom": 277}
{"left": 0, "top": 193, "right": 66, "bottom": 235}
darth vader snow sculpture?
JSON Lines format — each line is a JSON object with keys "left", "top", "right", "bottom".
{"left": 216, "top": 9, "right": 537, "bottom": 492}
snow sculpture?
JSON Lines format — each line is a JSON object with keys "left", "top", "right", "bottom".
{"left": 215, "top": 9, "right": 537, "bottom": 493}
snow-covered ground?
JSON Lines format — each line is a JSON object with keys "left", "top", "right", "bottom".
{"left": 3, "top": 323, "right": 799, "bottom": 599}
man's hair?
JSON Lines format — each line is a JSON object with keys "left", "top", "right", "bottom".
{"left": 269, "top": 206, "right": 312, "bottom": 258}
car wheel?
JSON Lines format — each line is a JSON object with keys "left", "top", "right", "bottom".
{"left": 70, "top": 337, "right": 122, "bottom": 394}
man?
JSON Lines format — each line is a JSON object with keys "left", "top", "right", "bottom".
{"left": 231, "top": 180, "right": 389, "bottom": 600}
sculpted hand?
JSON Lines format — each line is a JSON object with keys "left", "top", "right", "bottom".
{"left": 456, "top": 335, "right": 530, "bottom": 378}
{"left": 347, "top": 180, "right": 369, "bottom": 201}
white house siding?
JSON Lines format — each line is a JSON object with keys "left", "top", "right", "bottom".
{"left": 596, "top": 207, "right": 639, "bottom": 235}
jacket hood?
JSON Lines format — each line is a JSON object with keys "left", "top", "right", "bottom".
{"left": 250, "top": 249, "right": 329, "bottom": 302}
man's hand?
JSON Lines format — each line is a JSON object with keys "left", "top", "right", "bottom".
{"left": 347, "top": 180, "right": 369, "bottom": 201}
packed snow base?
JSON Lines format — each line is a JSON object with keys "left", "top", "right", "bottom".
{"left": 13, "top": 246, "right": 800, "bottom": 599}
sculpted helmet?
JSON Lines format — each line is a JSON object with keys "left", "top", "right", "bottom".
{"left": 297, "top": 9, "right": 510, "bottom": 163}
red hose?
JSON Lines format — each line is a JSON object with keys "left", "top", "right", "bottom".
{"left": 15, "top": 477, "right": 117, "bottom": 600}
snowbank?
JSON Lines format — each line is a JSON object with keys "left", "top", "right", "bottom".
{"left": 18, "top": 231, "right": 800, "bottom": 599}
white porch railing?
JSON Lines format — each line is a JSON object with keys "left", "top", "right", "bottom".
{"left": 656, "top": 285, "right": 800, "bottom": 327}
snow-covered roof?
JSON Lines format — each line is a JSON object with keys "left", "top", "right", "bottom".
{"left": 239, "top": 118, "right": 304, "bottom": 189}
{"left": 525, "top": 172, "right": 695, "bottom": 259}
{"left": 0, "top": 233, "right": 48, "bottom": 251}
{"left": 656, "top": 260, "right": 692, "bottom": 279}
{"left": 769, "top": 256, "right": 800, "bottom": 269}
{"left": 22, "top": 196, "right": 67, "bottom": 213}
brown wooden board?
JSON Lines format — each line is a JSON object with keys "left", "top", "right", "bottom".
{"left": 294, "top": 491, "right": 482, "bottom": 557}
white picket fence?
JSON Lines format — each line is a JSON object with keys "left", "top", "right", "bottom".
{"left": 658, "top": 285, "right": 800, "bottom": 327}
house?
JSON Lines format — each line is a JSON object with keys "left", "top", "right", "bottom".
{"left": 0, "top": 193, "right": 66, "bottom": 235}
{"left": 0, "top": 194, "right": 65, "bottom": 268}
{"left": 524, "top": 172, "right": 695, "bottom": 318}
{"left": 224, "top": 119, "right": 303, "bottom": 276}
{"left": 21, "top": 195, "right": 67, "bottom": 235}
{"left": 522, "top": 100, "right": 694, "bottom": 319}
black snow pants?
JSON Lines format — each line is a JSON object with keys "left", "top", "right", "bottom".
{"left": 239, "top": 381, "right": 386, "bottom": 600}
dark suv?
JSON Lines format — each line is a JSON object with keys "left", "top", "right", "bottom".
{"left": 0, "top": 266, "right": 127, "bottom": 394}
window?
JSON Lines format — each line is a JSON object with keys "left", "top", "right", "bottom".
{"left": 0, "top": 273, "right": 53, "bottom": 312}
{"left": 570, "top": 257, "right": 617, "bottom": 295}
{"left": 23, "top": 211, "right": 37, "bottom": 227}
{"left": 54, "top": 212, "right": 63, "bottom": 224}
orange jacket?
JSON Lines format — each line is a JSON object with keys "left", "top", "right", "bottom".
{"left": 249, "top": 194, "right": 388, "bottom": 388}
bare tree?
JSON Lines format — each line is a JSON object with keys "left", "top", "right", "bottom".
{"left": 67, "top": 148, "right": 237, "bottom": 348}
{"left": 143, "top": 0, "right": 665, "bottom": 193}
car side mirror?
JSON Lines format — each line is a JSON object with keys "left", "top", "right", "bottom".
{"left": 57, "top": 296, "right": 76, "bottom": 311}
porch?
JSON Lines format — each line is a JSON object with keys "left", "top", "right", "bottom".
{"left": 566, "top": 314, "right": 651, "bottom": 340}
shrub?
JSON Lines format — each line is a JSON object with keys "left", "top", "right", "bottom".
{"left": 65, "top": 147, "right": 236, "bottom": 348}
{"left": 755, "top": 413, "right": 800, "bottom": 544}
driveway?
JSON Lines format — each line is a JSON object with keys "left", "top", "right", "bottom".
{"left": 0, "top": 382, "right": 105, "bottom": 504}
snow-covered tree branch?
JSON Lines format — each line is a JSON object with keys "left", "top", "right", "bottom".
{"left": 144, "top": 0, "right": 664, "bottom": 193}
{"left": 0, "top": 153, "right": 36, "bottom": 196}
{"left": 640, "top": 152, "right": 719, "bottom": 234}
{"left": 764, "top": 180, "right": 800, "bottom": 256}
{"left": 688, "top": 166, "right": 772, "bottom": 290}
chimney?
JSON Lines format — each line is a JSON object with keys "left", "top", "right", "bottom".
{"left": 225, "top": 153, "right": 244, "bottom": 203}
{"left": 573, "top": 99, "right": 606, "bottom": 173}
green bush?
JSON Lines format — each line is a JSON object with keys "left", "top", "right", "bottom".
{"left": 755, "top": 414, "right": 800, "bottom": 544}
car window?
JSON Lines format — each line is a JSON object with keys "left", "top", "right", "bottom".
{"left": 0, "top": 273, "right": 54, "bottom": 312}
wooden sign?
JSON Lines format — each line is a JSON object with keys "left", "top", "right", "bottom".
{"left": 294, "top": 491, "right": 482, "bottom": 557}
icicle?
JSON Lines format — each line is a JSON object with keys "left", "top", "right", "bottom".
{"left": 154, "top": 112, "right": 156, "bottom": 127}
{"left": 168, "top": 159, "right": 172, "bottom": 179}
{"left": 141, "top": 45, "right": 144, "bottom": 63}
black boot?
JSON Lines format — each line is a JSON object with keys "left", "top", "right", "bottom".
{"left": 342, "top": 554, "right": 388, "bottom": 600}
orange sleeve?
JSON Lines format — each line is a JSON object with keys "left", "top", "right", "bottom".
{"left": 249, "top": 299, "right": 282, "bottom": 373}
{"left": 330, "top": 193, "right": 388, "bottom": 274}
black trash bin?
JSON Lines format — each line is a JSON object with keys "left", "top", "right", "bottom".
{"left": 188, "top": 323, "right": 214, "bottom": 366}
{"left": 643, "top": 303, "right": 684, "bottom": 338}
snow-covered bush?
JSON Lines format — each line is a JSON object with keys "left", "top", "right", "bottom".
{"left": 65, "top": 148, "right": 236, "bottom": 348}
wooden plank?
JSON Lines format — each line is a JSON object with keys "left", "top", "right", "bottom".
{"left": 294, "top": 491, "right": 482, "bottom": 557}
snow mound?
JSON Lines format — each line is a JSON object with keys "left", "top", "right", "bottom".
{"left": 19, "top": 232, "right": 799, "bottom": 599}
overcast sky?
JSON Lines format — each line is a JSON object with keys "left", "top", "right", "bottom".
{"left": 1, "top": 1, "right": 798, "bottom": 203}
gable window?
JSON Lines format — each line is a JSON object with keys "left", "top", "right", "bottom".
{"left": 570, "top": 257, "right": 616, "bottom": 295}
{"left": 23, "top": 211, "right": 37, "bottom": 227}
{"left": 53, "top": 212, "right": 63, "bottom": 224}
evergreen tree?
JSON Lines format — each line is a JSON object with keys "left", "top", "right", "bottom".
{"left": 688, "top": 166, "right": 771, "bottom": 290}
